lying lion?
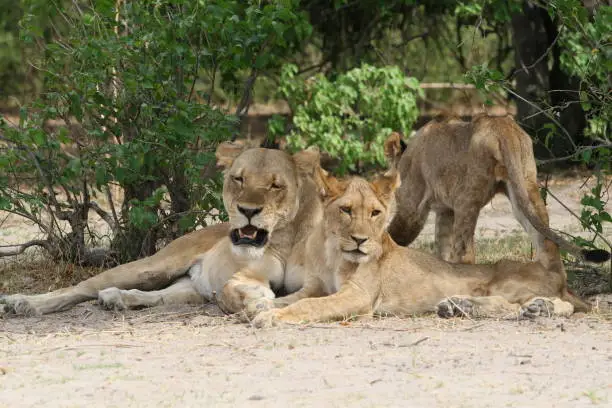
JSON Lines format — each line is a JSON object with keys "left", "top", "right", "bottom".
{"left": 384, "top": 114, "right": 609, "bottom": 266}
{"left": 253, "top": 168, "right": 589, "bottom": 327}
{"left": 1, "top": 142, "right": 325, "bottom": 316}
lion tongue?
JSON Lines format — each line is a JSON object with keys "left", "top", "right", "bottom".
{"left": 239, "top": 226, "right": 258, "bottom": 239}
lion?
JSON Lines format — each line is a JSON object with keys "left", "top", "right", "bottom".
{"left": 384, "top": 114, "right": 609, "bottom": 266}
{"left": 0, "top": 141, "right": 325, "bottom": 316}
{"left": 252, "top": 169, "right": 589, "bottom": 328}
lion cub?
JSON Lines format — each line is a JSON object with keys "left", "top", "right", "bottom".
{"left": 384, "top": 115, "right": 609, "bottom": 266}
{"left": 253, "top": 169, "right": 588, "bottom": 327}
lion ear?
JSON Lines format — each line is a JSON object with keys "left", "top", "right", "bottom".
{"left": 383, "top": 132, "right": 404, "bottom": 169}
{"left": 216, "top": 141, "right": 248, "bottom": 169}
{"left": 315, "top": 168, "right": 347, "bottom": 200}
{"left": 292, "top": 146, "right": 321, "bottom": 176}
{"left": 371, "top": 170, "right": 401, "bottom": 202}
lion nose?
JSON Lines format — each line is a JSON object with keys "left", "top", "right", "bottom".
{"left": 351, "top": 236, "right": 368, "bottom": 246}
{"left": 237, "top": 205, "right": 262, "bottom": 220}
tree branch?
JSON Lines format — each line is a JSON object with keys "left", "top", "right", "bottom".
{"left": 0, "top": 240, "right": 53, "bottom": 257}
{"left": 89, "top": 201, "right": 117, "bottom": 233}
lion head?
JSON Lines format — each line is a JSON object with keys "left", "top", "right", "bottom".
{"left": 317, "top": 170, "right": 400, "bottom": 264}
{"left": 216, "top": 141, "right": 321, "bottom": 259}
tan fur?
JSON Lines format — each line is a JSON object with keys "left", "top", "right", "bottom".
{"left": 385, "top": 115, "right": 606, "bottom": 267}
{"left": 252, "top": 171, "right": 589, "bottom": 327}
{"left": 1, "top": 143, "right": 324, "bottom": 316}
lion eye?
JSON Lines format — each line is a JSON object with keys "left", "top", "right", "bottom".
{"left": 270, "top": 182, "right": 284, "bottom": 190}
{"left": 371, "top": 209, "right": 381, "bottom": 217}
{"left": 340, "top": 206, "right": 352, "bottom": 215}
{"left": 232, "top": 175, "right": 243, "bottom": 185}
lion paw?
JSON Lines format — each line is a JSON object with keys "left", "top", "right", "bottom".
{"left": 252, "top": 309, "right": 282, "bottom": 329}
{"left": 244, "top": 297, "right": 274, "bottom": 318}
{"left": 519, "top": 298, "right": 554, "bottom": 319}
{"left": 437, "top": 297, "right": 474, "bottom": 318}
{"left": 97, "top": 288, "right": 126, "bottom": 311}
{"left": 0, "top": 294, "right": 41, "bottom": 316}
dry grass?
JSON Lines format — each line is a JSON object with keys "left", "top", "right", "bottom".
{"left": 413, "top": 232, "right": 534, "bottom": 263}
{"left": 1, "top": 252, "right": 104, "bottom": 295}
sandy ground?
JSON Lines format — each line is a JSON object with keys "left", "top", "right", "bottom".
{"left": 1, "top": 176, "right": 611, "bottom": 407}
{"left": 2, "top": 304, "right": 612, "bottom": 408}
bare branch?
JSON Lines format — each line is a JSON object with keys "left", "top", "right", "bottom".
{"left": 0, "top": 240, "right": 53, "bottom": 257}
{"left": 503, "top": 85, "right": 578, "bottom": 150}
{"left": 420, "top": 83, "right": 476, "bottom": 89}
{"left": 536, "top": 144, "right": 612, "bottom": 164}
{"left": 89, "top": 201, "right": 117, "bottom": 233}
{"left": 543, "top": 188, "right": 612, "bottom": 249}
{"left": 508, "top": 26, "right": 563, "bottom": 80}
{"left": 232, "top": 35, "right": 274, "bottom": 134}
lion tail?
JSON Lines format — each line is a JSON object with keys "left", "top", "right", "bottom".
{"left": 492, "top": 117, "right": 610, "bottom": 264}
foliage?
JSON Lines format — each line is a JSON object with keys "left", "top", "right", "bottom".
{"left": 272, "top": 64, "right": 422, "bottom": 174}
{"left": 551, "top": 1, "right": 611, "bottom": 249}
{"left": 552, "top": 2, "right": 610, "bottom": 147}
{"left": 0, "top": 0, "right": 310, "bottom": 263}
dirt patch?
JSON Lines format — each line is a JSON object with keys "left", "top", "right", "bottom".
{"left": 1, "top": 175, "right": 611, "bottom": 407}
{"left": 2, "top": 304, "right": 612, "bottom": 407}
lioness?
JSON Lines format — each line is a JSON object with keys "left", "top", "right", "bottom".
{"left": 0, "top": 142, "right": 324, "bottom": 316}
{"left": 385, "top": 114, "right": 609, "bottom": 266}
{"left": 252, "top": 169, "right": 589, "bottom": 327}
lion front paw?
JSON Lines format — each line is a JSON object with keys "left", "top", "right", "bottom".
{"left": 97, "top": 288, "right": 126, "bottom": 311}
{"left": 437, "top": 297, "right": 474, "bottom": 318}
{"left": 244, "top": 297, "right": 274, "bottom": 318}
{"left": 0, "top": 294, "right": 41, "bottom": 316}
{"left": 252, "top": 309, "right": 282, "bottom": 329}
{"left": 519, "top": 298, "right": 554, "bottom": 319}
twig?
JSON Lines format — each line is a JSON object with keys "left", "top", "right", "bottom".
{"left": 420, "top": 83, "right": 476, "bottom": 89}
{"left": 504, "top": 86, "right": 577, "bottom": 150}
{"left": 459, "top": 322, "right": 486, "bottom": 331}
{"left": 536, "top": 144, "right": 612, "bottom": 165}
{"left": 508, "top": 26, "right": 563, "bottom": 79}
{"left": 38, "top": 343, "right": 143, "bottom": 354}
{"left": 405, "top": 336, "right": 429, "bottom": 346}
{"left": 543, "top": 187, "right": 612, "bottom": 248}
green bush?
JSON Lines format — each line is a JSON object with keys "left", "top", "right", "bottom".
{"left": 0, "top": 0, "right": 310, "bottom": 264}
{"left": 272, "top": 64, "right": 422, "bottom": 174}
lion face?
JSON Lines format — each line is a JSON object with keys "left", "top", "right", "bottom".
{"left": 216, "top": 142, "right": 320, "bottom": 259}
{"left": 321, "top": 172, "right": 400, "bottom": 264}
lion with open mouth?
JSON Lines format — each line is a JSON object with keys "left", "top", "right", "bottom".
{"left": 1, "top": 141, "right": 324, "bottom": 317}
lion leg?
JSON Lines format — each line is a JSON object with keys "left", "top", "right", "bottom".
{"left": 437, "top": 295, "right": 575, "bottom": 319}
{"left": 97, "top": 277, "right": 204, "bottom": 311}
{"left": 387, "top": 188, "right": 430, "bottom": 246}
{"left": 435, "top": 209, "right": 455, "bottom": 261}
{"left": 449, "top": 207, "right": 479, "bottom": 264}
{"left": 1, "top": 225, "right": 228, "bottom": 316}
{"left": 0, "top": 255, "right": 188, "bottom": 316}
{"left": 253, "top": 283, "right": 372, "bottom": 328}
{"left": 518, "top": 297, "right": 574, "bottom": 319}
{"left": 273, "top": 280, "right": 325, "bottom": 308}
{"left": 437, "top": 295, "right": 521, "bottom": 319}
{"left": 218, "top": 272, "right": 276, "bottom": 317}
